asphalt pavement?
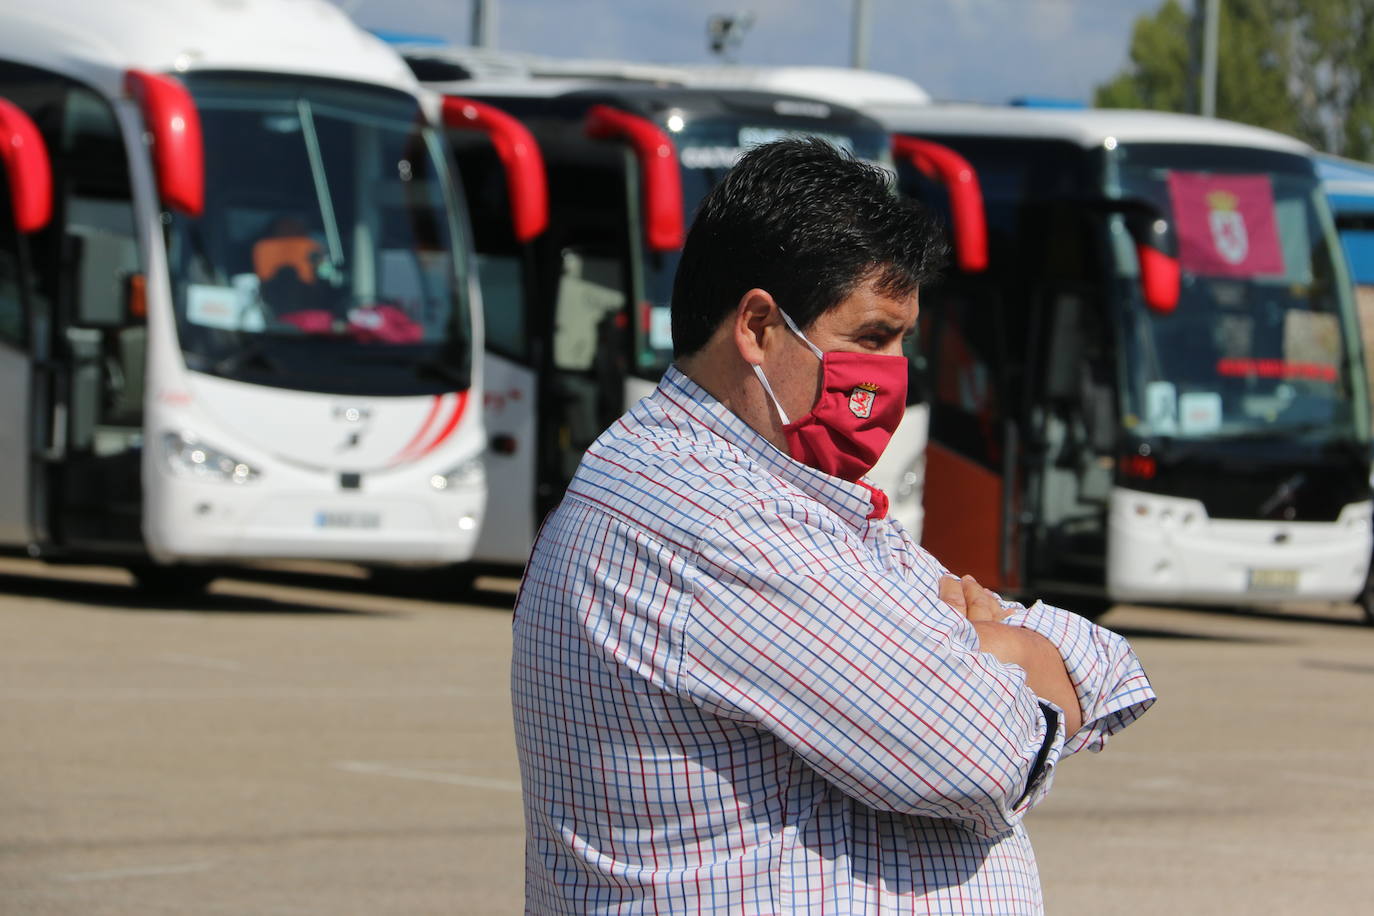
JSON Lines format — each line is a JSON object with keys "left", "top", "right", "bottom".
{"left": 1, "top": 556, "right": 1371, "bottom": 915}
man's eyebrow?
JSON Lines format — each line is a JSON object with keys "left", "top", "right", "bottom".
{"left": 852, "top": 319, "right": 907, "bottom": 336}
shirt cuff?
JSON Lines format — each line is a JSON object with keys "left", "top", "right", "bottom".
{"left": 999, "top": 600, "right": 1157, "bottom": 756}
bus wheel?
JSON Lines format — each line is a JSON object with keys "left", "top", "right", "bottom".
{"left": 128, "top": 565, "right": 217, "bottom": 599}
{"left": 368, "top": 565, "right": 474, "bottom": 600}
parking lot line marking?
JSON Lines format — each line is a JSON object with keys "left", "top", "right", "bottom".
{"left": 158, "top": 653, "right": 246, "bottom": 672}
{"left": 1281, "top": 770, "right": 1374, "bottom": 792}
{"left": 0, "top": 686, "right": 481, "bottom": 700}
{"left": 58, "top": 861, "right": 216, "bottom": 883}
{"left": 334, "top": 760, "right": 521, "bottom": 793}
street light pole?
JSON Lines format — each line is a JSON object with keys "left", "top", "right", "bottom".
{"left": 471, "top": 0, "right": 496, "bottom": 48}
{"left": 851, "top": 0, "right": 871, "bottom": 70}
{"left": 1200, "top": 0, "right": 1219, "bottom": 117}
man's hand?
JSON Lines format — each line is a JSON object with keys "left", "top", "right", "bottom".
{"left": 941, "top": 574, "right": 1084, "bottom": 736}
{"left": 938, "top": 574, "right": 1008, "bottom": 622}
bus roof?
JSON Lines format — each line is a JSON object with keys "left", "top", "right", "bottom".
{"left": 433, "top": 77, "right": 884, "bottom": 134}
{"left": 401, "top": 48, "right": 883, "bottom": 132}
{"left": 870, "top": 103, "right": 1313, "bottom": 156}
{"left": 1316, "top": 153, "right": 1374, "bottom": 214}
{"left": 683, "top": 66, "right": 931, "bottom": 108}
{"left": 0, "top": 0, "right": 420, "bottom": 100}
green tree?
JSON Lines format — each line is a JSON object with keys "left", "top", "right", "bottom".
{"left": 1095, "top": 0, "right": 1193, "bottom": 112}
{"left": 1280, "top": 0, "right": 1374, "bottom": 159}
{"left": 1094, "top": 0, "right": 1374, "bottom": 156}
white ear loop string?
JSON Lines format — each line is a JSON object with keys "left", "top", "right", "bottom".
{"left": 752, "top": 363, "right": 791, "bottom": 425}
{"left": 777, "top": 308, "right": 825, "bottom": 358}
{"left": 752, "top": 307, "right": 822, "bottom": 428}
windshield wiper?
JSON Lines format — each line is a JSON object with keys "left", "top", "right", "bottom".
{"left": 414, "top": 358, "right": 469, "bottom": 388}
{"left": 213, "top": 339, "right": 283, "bottom": 377}
{"left": 1214, "top": 421, "right": 1331, "bottom": 442}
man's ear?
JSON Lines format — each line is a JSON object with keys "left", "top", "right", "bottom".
{"left": 733, "top": 288, "right": 779, "bottom": 366}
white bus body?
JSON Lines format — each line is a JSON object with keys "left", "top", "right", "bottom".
{"left": 0, "top": 0, "right": 485, "bottom": 577}
{"left": 872, "top": 103, "right": 1373, "bottom": 610}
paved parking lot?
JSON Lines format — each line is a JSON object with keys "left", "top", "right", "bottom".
{"left": 1, "top": 556, "right": 1371, "bottom": 914}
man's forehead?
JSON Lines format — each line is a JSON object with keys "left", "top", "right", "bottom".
{"left": 822, "top": 284, "right": 920, "bottom": 330}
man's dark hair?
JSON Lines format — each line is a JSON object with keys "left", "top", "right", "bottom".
{"left": 670, "top": 137, "right": 947, "bottom": 358}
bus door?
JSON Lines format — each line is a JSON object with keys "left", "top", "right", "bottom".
{"left": 885, "top": 136, "right": 989, "bottom": 543}
{"left": 1019, "top": 199, "right": 1119, "bottom": 595}
{"left": 532, "top": 105, "right": 682, "bottom": 519}
{"left": 894, "top": 136, "right": 1014, "bottom": 587}
{"left": 0, "top": 66, "right": 149, "bottom": 555}
{"left": 442, "top": 97, "right": 548, "bottom": 564}
{"left": 539, "top": 136, "right": 636, "bottom": 514}
{"left": 0, "top": 97, "right": 51, "bottom": 547}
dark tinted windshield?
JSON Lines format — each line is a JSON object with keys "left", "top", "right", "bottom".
{"left": 167, "top": 75, "right": 471, "bottom": 396}
{"left": 1112, "top": 144, "right": 1368, "bottom": 443}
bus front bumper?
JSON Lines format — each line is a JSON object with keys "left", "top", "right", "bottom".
{"left": 1106, "top": 488, "right": 1372, "bottom": 606}
{"left": 144, "top": 477, "right": 486, "bottom": 567}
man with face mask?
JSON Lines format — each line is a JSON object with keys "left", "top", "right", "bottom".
{"left": 511, "top": 139, "right": 1155, "bottom": 915}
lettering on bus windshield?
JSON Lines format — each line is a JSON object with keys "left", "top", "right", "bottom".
{"left": 679, "top": 127, "right": 858, "bottom": 171}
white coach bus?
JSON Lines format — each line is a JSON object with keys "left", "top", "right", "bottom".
{"left": 685, "top": 67, "right": 1374, "bottom": 618}
{"left": 0, "top": 0, "right": 486, "bottom": 592}
{"left": 872, "top": 103, "right": 1373, "bottom": 617}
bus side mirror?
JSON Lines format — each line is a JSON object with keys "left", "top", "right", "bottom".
{"left": 125, "top": 70, "right": 204, "bottom": 217}
{"left": 1089, "top": 197, "right": 1180, "bottom": 313}
{"left": 0, "top": 98, "right": 53, "bottom": 234}
{"left": 1125, "top": 210, "right": 1180, "bottom": 313}
{"left": 583, "top": 104, "right": 684, "bottom": 252}
{"left": 441, "top": 95, "right": 549, "bottom": 242}
{"left": 892, "top": 134, "right": 988, "bottom": 273}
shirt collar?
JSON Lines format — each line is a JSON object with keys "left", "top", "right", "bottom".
{"left": 654, "top": 365, "right": 887, "bottom": 526}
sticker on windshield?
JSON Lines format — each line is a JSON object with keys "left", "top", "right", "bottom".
{"left": 1179, "top": 391, "right": 1223, "bottom": 435}
{"left": 648, "top": 306, "right": 674, "bottom": 351}
{"left": 187, "top": 282, "right": 262, "bottom": 332}
{"left": 1167, "top": 172, "right": 1284, "bottom": 277}
{"left": 1283, "top": 310, "right": 1340, "bottom": 373}
{"left": 1144, "top": 380, "right": 1178, "bottom": 434}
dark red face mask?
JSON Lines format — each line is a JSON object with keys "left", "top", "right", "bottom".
{"left": 753, "top": 309, "right": 908, "bottom": 482}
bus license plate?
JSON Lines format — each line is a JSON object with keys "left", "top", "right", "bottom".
{"left": 1248, "top": 568, "right": 1298, "bottom": 592}
{"left": 315, "top": 510, "right": 381, "bottom": 530}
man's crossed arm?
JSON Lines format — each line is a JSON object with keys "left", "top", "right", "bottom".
{"left": 938, "top": 575, "right": 1084, "bottom": 737}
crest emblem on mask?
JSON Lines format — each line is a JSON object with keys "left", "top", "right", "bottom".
{"left": 848, "top": 382, "right": 879, "bottom": 419}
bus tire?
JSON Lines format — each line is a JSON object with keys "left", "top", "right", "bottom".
{"left": 369, "top": 565, "right": 474, "bottom": 600}
{"left": 1359, "top": 583, "right": 1374, "bottom": 626}
{"left": 129, "top": 565, "right": 216, "bottom": 599}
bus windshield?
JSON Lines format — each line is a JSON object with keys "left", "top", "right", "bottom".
{"left": 634, "top": 118, "right": 891, "bottom": 377}
{"left": 167, "top": 75, "right": 471, "bottom": 396}
{"left": 1114, "top": 144, "right": 1368, "bottom": 444}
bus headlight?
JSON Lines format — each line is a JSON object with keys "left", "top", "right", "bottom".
{"left": 162, "top": 431, "right": 260, "bottom": 484}
{"left": 430, "top": 457, "right": 484, "bottom": 492}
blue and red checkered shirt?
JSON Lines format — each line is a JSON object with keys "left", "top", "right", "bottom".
{"left": 512, "top": 366, "right": 1155, "bottom": 914}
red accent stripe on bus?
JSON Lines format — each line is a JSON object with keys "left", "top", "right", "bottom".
{"left": 390, "top": 394, "right": 445, "bottom": 466}
{"left": 415, "top": 390, "right": 471, "bottom": 459}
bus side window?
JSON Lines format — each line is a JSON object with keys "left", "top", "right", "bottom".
{"left": 552, "top": 248, "right": 624, "bottom": 371}
{"left": 476, "top": 252, "right": 528, "bottom": 360}
{"left": 927, "top": 290, "right": 1002, "bottom": 469}
{"left": 551, "top": 247, "right": 627, "bottom": 480}
{"left": 60, "top": 86, "right": 144, "bottom": 431}
{"left": 0, "top": 168, "right": 23, "bottom": 345}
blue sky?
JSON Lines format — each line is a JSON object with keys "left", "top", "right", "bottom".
{"left": 337, "top": 0, "right": 1167, "bottom": 104}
